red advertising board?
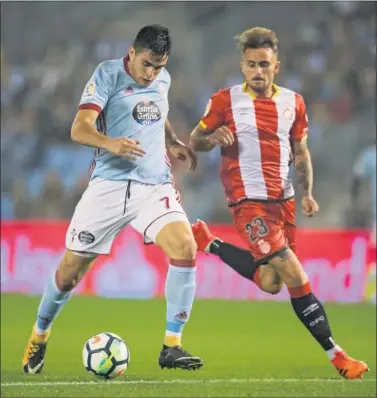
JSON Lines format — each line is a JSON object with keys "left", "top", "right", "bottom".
{"left": 1, "top": 222, "right": 375, "bottom": 303}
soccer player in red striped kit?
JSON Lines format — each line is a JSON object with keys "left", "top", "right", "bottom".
{"left": 190, "top": 27, "right": 368, "bottom": 379}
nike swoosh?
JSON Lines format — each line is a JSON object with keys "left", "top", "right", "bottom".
{"left": 27, "top": 360, "right": 44, "bottom": 374}
{"left": 174, "top": 357, "right": 202, "bottom": 362}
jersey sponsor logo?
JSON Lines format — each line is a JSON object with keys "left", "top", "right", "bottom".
{"left": 132, "top": 100, "right": 161, "bottom": 126}
{"left": 83, "top": 81, "right": 96, "bottom": 98}
{"left": 78, "top": 230, "right": 95, "bottom": 244}
{"left": 203, "top": 99, "right": 211, "bottom": 117}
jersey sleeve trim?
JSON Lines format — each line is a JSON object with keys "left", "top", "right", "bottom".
{"left": 199, "top": 120, "right": 208, "bottom": 129}
{"left": 79, "top": 103, "right": 102, "bottom": 113}
{"left": 291, "top": 135, "right": 308, "bottom": 142}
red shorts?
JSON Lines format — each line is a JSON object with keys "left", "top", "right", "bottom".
{"left": 231, "top": 199, "right": 296, "bottom": 263}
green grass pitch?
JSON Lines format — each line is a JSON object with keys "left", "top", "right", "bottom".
{"left": 1, "top": 294, "right": 376, "bottom": 397}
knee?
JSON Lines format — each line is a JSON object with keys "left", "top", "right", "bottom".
{"left": 170, "top": 236, "right": 198, "bottom": 260}
{"left": 156, "top": 222, "right": 198, "bottom": 260}
{"left": 162, "top": 233, "right": 197, "bottom": 260}
{"left": 257, "top": 265, "right": 284, "bottom": 295}
{"left": 263, "top": 282, "right": 284, "bottom": 295}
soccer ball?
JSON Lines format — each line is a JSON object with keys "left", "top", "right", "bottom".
{"left": 82, "top": 332, "right": 130, "bottom": 379}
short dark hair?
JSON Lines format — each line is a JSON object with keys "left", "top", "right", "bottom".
{"left": 133, "top": 25, "right": 172, "bottom": 57}
{"left": 235, "top": 27, "right": 279, "bottom": 54}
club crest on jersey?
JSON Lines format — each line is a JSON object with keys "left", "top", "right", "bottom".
{"left": 132, "top": 100, "right": 161, "bottom": 126}
{"left": 203, "top": 99, "right": 212, "bottom": 117}
{"left": 83, "top": 81, "right": 96, "bottom": 98}
{"left": 283, "top": 106, "right": 294, "bottom": 121}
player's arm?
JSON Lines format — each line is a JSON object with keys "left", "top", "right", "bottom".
{"left": 164, "top": 120, "right": 179, "bottom": 147}
{"left": 292, "top": 137, "right": 313, "bottom": 197}
{"left": 190, "top": 124, "right": 234, "bottom": 152}
{"left": 292, "top": 137, "right": 319, "bottom": 217}
{"left": 291, "top": 94, "right": 319, "bottom": 216}
{"left": 71, "top": 109, "right": 111, "bottom": 149}
{"left": 71, "top": 110, "right": 145, "bottom": 160}
{"left": 190, "top": 92, "right": 233, "bottom": 152}
{"left": 164, "top": 119, "right": 197, "bottom": 170}
{"left": 190, "top": 124, "right": 216, "bottom": 152}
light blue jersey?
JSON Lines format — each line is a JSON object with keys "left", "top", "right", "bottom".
{"left": 79, "top": 57, "right": 171, "bottom": 184}
{"left": 353, "top": 145, "right": 376, "bottom": 222}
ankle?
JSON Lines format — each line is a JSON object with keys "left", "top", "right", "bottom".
{"left": 34, "top": 324, "right": 50, "bottom": 337}
{"left": 327, "top": 345, "right": 343, "bottom": 360}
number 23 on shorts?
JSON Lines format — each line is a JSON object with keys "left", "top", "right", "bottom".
{"left": 245, "top": 217, "right": 269, "bottom": 242}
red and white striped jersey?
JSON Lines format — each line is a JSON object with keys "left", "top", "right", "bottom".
{"left": 200, "top": 82, "right": 308, "bottom": 205}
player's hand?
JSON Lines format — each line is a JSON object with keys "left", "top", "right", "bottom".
{"left": 210, "top": 126, "right": 234, "bottom": 147}
{"left": 168, "top": 141, "right": 197, "bottom": 171}
{"left": 105, "top": 137, "right": 146, "bottom": 160}
{"left": 301, "top": 195, "right": 319, "bottom": 217}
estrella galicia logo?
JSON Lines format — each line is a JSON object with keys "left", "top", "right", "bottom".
{"left": 78, "top": 230, "right": 95, "bottom": 244}
{"left": 132, "top": 100, "right": 161, "bottom": 126}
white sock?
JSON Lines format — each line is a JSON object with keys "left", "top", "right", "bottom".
{"left": 34, "top": 324, "right": 50, "bottom": 336}
{"left": 326, "top": 344, "right": 342, "bottom": 360}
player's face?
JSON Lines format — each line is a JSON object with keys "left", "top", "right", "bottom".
{"left": 241, "top": 48, "right": 280, "bottom": 94}
{"left": 128, "top": 48, "right": 168, "bottom": 87}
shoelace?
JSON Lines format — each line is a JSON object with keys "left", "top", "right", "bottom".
{"left": 28, "top": 341, "right": 43, "bottom": 360}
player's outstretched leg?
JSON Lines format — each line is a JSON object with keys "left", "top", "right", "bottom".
{"left": 23, "top": 250, "right": 96, "bottom": 374}
{"left": 155, "top": 221, "right": 203, "bottom": 370}
{"left": 192, "top": 219, "right": 283, "bottom": 294}
{"left": 268, "top": 247, "right": 369, "bottom": 379}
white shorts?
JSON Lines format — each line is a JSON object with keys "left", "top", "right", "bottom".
{"left": 66, "top": 178, "right": 188, "bottom": 255}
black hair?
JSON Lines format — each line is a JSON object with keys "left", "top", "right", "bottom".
{"left": 133, "top": 25, "right": 172, "bottom": 57}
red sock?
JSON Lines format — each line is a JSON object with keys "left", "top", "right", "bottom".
{"left": 288, "top": 281, "right": 312, "bottom": 298}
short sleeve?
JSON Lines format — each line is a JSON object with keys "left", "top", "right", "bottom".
{"left": 78, "top": 62, "right": 113, "bottom": 113}
{"left": 290, "top": 94, "right": 308, "bottom": 141}
{"left": 199, "top": 90, "right": 227, "bottom": 131}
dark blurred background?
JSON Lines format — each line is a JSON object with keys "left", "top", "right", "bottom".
{"left": 1, "top": 1, "right": 375, "bottom": 231}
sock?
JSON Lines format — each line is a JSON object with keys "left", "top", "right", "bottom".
{"left": 35, "top": 271, "right": 72, "bottom": 333}
{"left": 210, "top": 240, "right": 259, "bottom": 281}
{"left": 164, "top": 260, "right": 196, "bottom": 347}
{"left": 289, "top": 282, "right": 341, "bottom": 358}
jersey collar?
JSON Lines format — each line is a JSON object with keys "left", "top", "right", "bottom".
{"left": 123, "top": 55, "right": 131, "bottom": 76}
{"left": 243, "top": 81, "right": 280, "bottom": 100}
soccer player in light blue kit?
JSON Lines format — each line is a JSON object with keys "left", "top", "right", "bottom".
{"left": 23, "top": 25, "right": 203, "bottom": 373}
